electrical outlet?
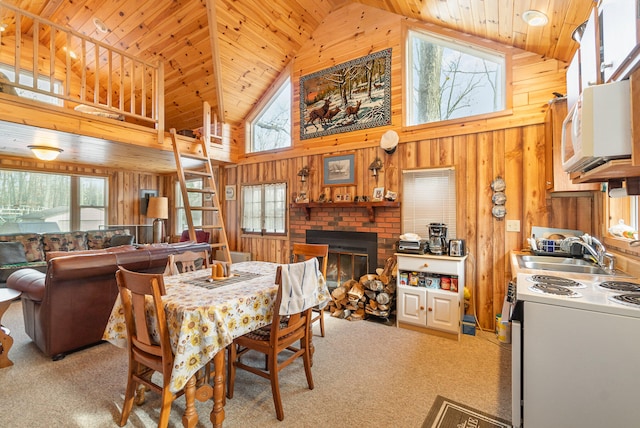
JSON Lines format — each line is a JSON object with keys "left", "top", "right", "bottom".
{"left": 506, "top": 220, "right": 520, "bottom": 232}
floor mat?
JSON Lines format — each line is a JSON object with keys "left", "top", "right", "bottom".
{"left": 422, "top": 395, "right": 511, "bottom": 428}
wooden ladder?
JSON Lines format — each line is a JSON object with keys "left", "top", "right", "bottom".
{"left": 169, "top": 128, "right": 231, "bottom": 264}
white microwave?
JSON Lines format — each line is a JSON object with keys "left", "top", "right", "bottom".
{"left": 561, "top": 79, "right": 632, "bottom": 173}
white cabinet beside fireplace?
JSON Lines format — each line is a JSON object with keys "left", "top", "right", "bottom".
{"left": 396, "top": 254, "right": 466, "bottom": 339}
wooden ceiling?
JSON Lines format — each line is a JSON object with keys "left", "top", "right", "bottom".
{"left": 2, "top": 0, "right": 594, "bottom": 134}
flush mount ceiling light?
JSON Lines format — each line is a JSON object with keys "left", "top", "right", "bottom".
{"left": 28, "top": 145, "right": 63, "bottom": 161}
{"left": 0, "top": 23, "right": 7, "bottom": 32}
{"left": 522, "top": 10, "right": 549, "bottom": 27}
{"left": 93, "top": 17, "right": 109, "bottom": 34}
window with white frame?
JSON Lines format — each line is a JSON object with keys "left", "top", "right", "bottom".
{"left": 174, "top": 178, "right": 204, "bottom": 234}
{"left": 402, "top": 167, "right": 457, "bottom": 239}
{"left": 0, "top": 64, "right": 63, "bottom": 106}
{"left": 0, "top": 170, "right": 107, "bottom": 232}
{"left": 247, "top": 77, "right": 292, "bottom": 153}
{"left": 241, "top": 183, "right": 287, "bottom": 235}
{"left": 406, "top": 29, "right": 505, "bottom": 126}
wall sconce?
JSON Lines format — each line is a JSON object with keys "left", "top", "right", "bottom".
{"left": 522, "top": 10, "right": 548, "bottom": 27}
{"left": 369, "top": 158, "right": 383, "bottom": 178}
{"left": 146, "top": 196, "right": 169, "bottom": 243}
{"left": 28, "top": 145, "right": 63, "bottom": 161}
{"left": 297, "top": 165, "right": 310, "bottom": 183}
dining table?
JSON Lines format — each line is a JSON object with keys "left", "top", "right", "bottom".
{"left": 103, "top": 260, "right": 330, "bottom": 427}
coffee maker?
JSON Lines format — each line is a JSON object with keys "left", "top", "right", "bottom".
{"left": 428, "top": 222, "right": 448, "bottom": 255}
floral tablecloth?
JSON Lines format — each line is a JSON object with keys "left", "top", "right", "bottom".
{"left": 103, "top": 261, "right": 329, "bottom": 393}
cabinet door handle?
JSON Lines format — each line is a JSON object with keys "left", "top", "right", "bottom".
{"left": 420, "top": 306, "right": 425, "bottom": 311}
{"left": 423, "top": 263, "right": 429, "bottom": 268}
{"left": 428, "top": 307, "right": 433, "bottom": 312}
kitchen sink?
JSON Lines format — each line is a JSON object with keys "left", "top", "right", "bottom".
{"left": 516, "top": 255, "right": 628, "bottom": 276}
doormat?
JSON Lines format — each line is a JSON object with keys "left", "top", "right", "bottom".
{"left": 422, "top": 395, "right": 511, "bottom": 428}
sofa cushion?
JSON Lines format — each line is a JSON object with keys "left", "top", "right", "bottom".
{"left": 0, "top": 233, "right": 44, "bottom": 262}
{"left": 107, "top": 234, "right": 134, "bottom": 247}
{"left": 86, "top": 229, "right": 130, "bottom": 249}
{"left": 0, "top": 241, "right": 28, "bottom": 265}
{"left": 42, "top": 231, "right": 88, "bottom": 253}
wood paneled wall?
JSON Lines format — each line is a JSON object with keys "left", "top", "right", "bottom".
{"left": 222, "top": 3, "right": 585, "bottom": 329}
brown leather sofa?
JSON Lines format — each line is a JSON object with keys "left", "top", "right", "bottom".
{"left": 6, "top": 242, "right": 211, "bottom": 360}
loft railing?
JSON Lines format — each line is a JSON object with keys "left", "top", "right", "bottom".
{"left": 0, "top": 1, "right": 164, "bottom": 140}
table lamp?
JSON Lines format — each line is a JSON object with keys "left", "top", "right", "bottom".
{"left": 146, "top": 196, "right": 168, "bottom": 243}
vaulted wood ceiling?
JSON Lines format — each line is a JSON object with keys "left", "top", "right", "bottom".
{"left": 3, "top": 0, "right": 594, "bottom": 134}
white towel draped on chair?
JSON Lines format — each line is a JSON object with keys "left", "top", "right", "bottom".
{"left": 279, "top": 258, "right": 325, "bottom": 315}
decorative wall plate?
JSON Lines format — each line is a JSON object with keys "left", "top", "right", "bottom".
{"left": 491, "top": 177, "right": 506, "bottom": 192}
{"left": 492, "top": 192, "right": 507, "bottom": 205}
{"left": 492, "top": 205, "right": 507, "bottom": 218}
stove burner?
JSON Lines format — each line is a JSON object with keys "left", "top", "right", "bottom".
{"left": 527, "top": 275, "right": 586, "bottom": 288}
{"left": 599, "top": 281, "right": 640, "bottom": 292}
{"left": 529, "top": 283, "right": 582, "bottom": 297}
{"left": 609, "top": 293, "right": 640, "bottom": 308}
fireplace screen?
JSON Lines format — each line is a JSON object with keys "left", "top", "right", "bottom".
{"left": 326, "top": 250, "right": 368, "bottom": 288}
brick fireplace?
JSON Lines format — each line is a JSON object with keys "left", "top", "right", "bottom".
{"left": 289, "top": 203, "right": 401, "bottom": 273}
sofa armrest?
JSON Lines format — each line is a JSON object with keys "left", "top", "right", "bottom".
{"left": 6, "top": 268, "right": 46, "bottom": 302}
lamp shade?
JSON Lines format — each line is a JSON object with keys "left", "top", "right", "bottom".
{"left": 146, "top": 197, "right": 168, "bottom": 219}
{"left": 28, "top": 145, "right": 63, "bottom": 161}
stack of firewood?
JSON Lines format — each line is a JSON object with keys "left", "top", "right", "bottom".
{"left": 328, "top": 257, "right": 396, "bottom": 321}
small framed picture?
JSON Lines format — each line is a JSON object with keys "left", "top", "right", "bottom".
{"left": 343, "top": 193, "right": 351, "bottom": 202}
{"left": 335, "top": 194, "right": 343, "bottom": 201}
{"left": 372, "top": 187, "right": 384, "bottom": 202}
{"left": 323, "top": 153, "right": 355, "bottom": 186}
{"left": 225, "top": 185, "right": 236, "bottom": 201}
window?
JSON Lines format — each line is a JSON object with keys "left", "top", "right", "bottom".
{"left": 78, "top": 177, "right": 108, "bottom": 230}
{"left": 247, "top": 77, "right": 291, "bottom": 153}
{"left": 0, "top": 64, "right": 63, "bottom": 106}
{"left": 406, "top": 29, "right": 505, "bottom": 126}
{"left": 174, "top": 179, "right": 203, "bottom": 234}
{"left": 402, "top": 167, "right": 457, "bottom": 239}
{"left": 241, "top": 183, "right": 287, "bottom": 235}
{"left": 0, "top": 170, "right": 107, "bottom": 233}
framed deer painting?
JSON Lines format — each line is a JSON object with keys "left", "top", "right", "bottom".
{"left": 300, "top": 48, "right": 392, "bottom": 140}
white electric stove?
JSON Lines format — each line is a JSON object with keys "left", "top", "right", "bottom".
{"left": 516, "top": 272, "right": 640, "bottom": 318}
{"left": 512, "top": 272, "right": 640, "bottom": 428}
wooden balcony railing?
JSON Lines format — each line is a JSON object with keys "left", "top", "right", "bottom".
{"left": 0, "top": 1, "right": 164, "bottom": 141}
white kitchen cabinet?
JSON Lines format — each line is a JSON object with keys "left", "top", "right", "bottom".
{"left": 600, "top": 0, "right": 640, "bottom": 82}
{"left": 579, "top": 6, "right": 601, "bottom": 89}
{"left": 565, "top": 51, "right": 581, "bottom": 112}
{"left": 396, "top": 253, "right": 466, "bottom": 339}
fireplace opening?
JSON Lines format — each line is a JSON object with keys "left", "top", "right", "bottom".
{"left": 306, "top": 230, "right": 377, "bottom": 289}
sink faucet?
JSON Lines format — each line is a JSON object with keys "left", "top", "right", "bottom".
{"left": 561, "top": 234, "right": 616, "bottom": 270}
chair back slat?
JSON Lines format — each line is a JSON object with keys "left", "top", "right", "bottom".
{"left": 292, "top": 243, "right": 328, "bottom": 277}
{"left": 166, "top": 250, "right": 210, "bottom": 275}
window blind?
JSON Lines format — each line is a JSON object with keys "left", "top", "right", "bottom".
{"left": 402, "top": 167, "right": 457, "bottom": 239}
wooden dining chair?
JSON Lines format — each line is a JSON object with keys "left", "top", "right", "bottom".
{"left": 165, "top": 249, "right": 210, "bottom": 275}
{"left": 292, "top": 243, "right": 329, "bottom": 337}
{"left": 227, "top": 264, "right": 315, "bottom": 421}
{"left": 116, "top": 266, "right": 185, "bottom": 428}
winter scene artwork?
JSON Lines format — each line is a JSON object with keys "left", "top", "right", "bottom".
{"left": 300, "top": 49, "right": 391, "bottom": 140}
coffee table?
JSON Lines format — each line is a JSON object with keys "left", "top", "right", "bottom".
{"left": 0, "top": 288, "right": 21, "bottom": 368}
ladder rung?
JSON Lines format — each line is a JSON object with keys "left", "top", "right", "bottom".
{"left": 186, "top": 188, "right": 216, "bottom": 195}
{"left": 184, "top": 170, "right": 210, "bottom": 177}
{"left": 194, "top": 225, "right": 223, "bottom": 229}
{"left": 180, "top": 153, "right": 208, "bottom": 161}
{"left": 209, "top": 243, "right": 228, "bottom": 249}
{"left": 189, "top": 207, "right": 219, "bottom": 212}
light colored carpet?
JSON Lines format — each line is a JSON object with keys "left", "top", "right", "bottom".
{"left": 0, "top": 300, "right": 511, "bottom": 427}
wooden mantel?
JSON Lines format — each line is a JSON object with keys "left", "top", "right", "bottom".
{"left": 290, "top": 201, "right": 400, "bottom": 222}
